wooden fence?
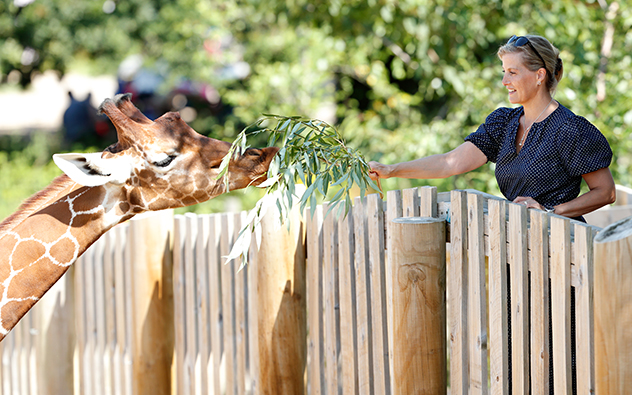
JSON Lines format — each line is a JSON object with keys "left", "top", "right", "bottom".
{"left": 1, "top": 186, "right": 631, "bottom": 394}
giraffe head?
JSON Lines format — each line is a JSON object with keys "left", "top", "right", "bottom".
{"left": 53, "top": 94, "right": 279, "bottom": 214}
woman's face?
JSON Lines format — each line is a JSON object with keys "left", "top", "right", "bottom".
{"left": 501, "top": 52, "right": 541, "bottom": 106}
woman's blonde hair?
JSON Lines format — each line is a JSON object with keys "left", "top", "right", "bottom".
{"left": 498, "top": 35, "right": 564, "bottom": 94}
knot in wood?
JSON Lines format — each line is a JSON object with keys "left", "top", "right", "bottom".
{"left": 397, "top": 263, "right": 426, "bottom": 292}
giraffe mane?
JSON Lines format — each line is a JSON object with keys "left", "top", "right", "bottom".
{"left": 0, "top": 174, "right": 78, "bottom": 239}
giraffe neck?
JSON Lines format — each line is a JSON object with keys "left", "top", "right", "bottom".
{"left": 0, "top": 182, "right": 130, "bottom": 338}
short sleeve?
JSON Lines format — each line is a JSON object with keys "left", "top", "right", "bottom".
{"left": 557, "top": 116, "right": 612, "bottom": 177}
{"left": 465, "top": 107, "right": 514, "bottom": 163}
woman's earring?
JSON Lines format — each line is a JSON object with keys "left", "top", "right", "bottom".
{"left": 537, "top": 81, "right": 542, "bottom": 86}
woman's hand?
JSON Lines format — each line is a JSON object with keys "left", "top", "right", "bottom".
{"left": 513, "top": 167, "right": 616, "bottom": 218}
{"left": 513, "top": 196, "right": 548, "bottom": 211}
{"left": 368, "top": 161, "right": 391, "bottom": 181}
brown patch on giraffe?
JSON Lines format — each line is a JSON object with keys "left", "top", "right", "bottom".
{"left": 71, "top": 210, "right": 103, "bottom": 229}
{"left": 196, "top": 190, "right": 211, "bottom": 202}
{"left": 0, "top": 237, "right": 18, "bottom": 260}
{"left": 181, "top": 196, "right": 199, "bottom": 207}
{"left": 38, "top": 201, "right": 73, "bottom": 230}
{"left": 177, "top": 180, "right": 196, "bottom": 196}
{"left": 48, "top": 237, "right": 78, "bottom": 266}
{"left": 1, "top": 299, "right": 37, "bottom": 331}
{"left": 148, "top": 198, "right": 173, "bottom": 211}
{"left": 9, "top": 240, "right": 46, "bottom": 271}
{"left": 0, "top": 262, "right": 11, "bottom": 293}
{"left": 118, "top": 201, "right": 131, "bottom": 214}
{"left": 72, "top": 187, "right": 106, "bottom": 213}
{"left": 196, "top": 176, "right": 210, "bottom": 190}
{"left": 169, "top": 188, "right": 185, "bottom": 200}
{"left": 7, "top": 257, "right": 65, "bottom": 300}
{"left": 137, "top": 169, "right": 155, "bottom": 181}
{"left": 140, "top": 188, "right": 160, "bottom": 204}
{"left": 129, "top": 189, "right": 144, "bottom": 207}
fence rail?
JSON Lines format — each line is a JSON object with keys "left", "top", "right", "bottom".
{"left": 1, "top": 186, "right": 630, "bottom": 394}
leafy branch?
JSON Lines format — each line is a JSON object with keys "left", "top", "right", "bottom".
{"left": 217, "top": 115, "right": 381, "bottom": 268}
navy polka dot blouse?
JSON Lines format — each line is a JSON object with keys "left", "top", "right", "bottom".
{"left": 465, "top": 103, "right": 612, "bottom": 213}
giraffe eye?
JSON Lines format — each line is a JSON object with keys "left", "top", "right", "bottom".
{"left": 153, "top": 155, "right": 177, "bottom": 167}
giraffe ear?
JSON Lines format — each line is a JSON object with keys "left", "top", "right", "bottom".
{"left": 53, "top": 153, "right": 132, "bottom": 187}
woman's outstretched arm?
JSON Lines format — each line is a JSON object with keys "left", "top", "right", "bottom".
{"left": 368, "top": 141, "right": 488, "bottom": 180}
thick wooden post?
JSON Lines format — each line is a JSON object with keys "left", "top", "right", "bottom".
{"left": 594, "top": 217, "right": 632, "bottom": 394}
{"left": 250, "top": 205, "right": 307, "bottom": 394}
{"left": 128, "top": 210, "right": 175, "bottom": 395}
{"left": 389, "top": 217, "right": 447, "bottom": 395}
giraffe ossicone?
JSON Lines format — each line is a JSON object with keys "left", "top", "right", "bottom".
{"left": 0, "top": 93, "right": 279, "bottom": 340}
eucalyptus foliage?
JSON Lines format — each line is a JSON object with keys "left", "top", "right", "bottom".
{"left": 217, "top": 115, "right": 381, "bottom": 267}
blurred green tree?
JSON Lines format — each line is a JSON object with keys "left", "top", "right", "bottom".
{"left": 1, "top": 0, "right": 631, "bottom": 219}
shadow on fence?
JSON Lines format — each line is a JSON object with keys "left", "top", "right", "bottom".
{"left": 1, "top": 186, "right": 631, "bottom": 394}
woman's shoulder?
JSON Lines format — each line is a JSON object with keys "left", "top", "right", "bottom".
{"left": 551, "top": 104, "right": 603, "bottom": 137}
{"left": 485, "top": 106, "right": 522, "bottom": 123}
{"left": 479, "top": 106, "right": 521, "bottom": 136}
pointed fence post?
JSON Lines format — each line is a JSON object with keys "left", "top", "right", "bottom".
{"left": 250, "top": 204, "right": 307, "bottom": 394}
{"left": 389, "top": 216, "right": 447, "bottom": 395}
{"left": 594, "top": 216, "right": 632, "bottom": 394}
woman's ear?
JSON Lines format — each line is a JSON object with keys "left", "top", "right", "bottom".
{"left": 537, "top": 68, "right": 547, "bottom": 85}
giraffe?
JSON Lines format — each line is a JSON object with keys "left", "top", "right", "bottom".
{"left": 0, "top": 93, "right": 279, "bottom": 341}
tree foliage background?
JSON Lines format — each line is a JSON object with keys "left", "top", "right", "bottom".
{"left": 1, "top": 0, "right": 631, "bottom": 219}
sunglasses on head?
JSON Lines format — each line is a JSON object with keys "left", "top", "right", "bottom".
{"left": 507, "top": 35, "right": 548, "bottom": 74}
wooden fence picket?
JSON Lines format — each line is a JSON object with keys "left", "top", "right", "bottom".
{"left": 173, "top": 216, "right": 187, "bottom": 395}
{"left": 322, "top": 203, "right": 339, "bottom": 394}
{"left": 306, "top": 205, "right": 324, "bottom": 395}
{"left": 528, "top": 210, "right": 550, "bottom": 394}
{"left": 367, "top": 193, "right": 389, "bottom": 395}
{"left": 467, "top": 192, "right": 487, "bottom": 394}
{"left": 449, "top": 190, "right": 469, "bottom": 395}
{"left": 338, "top": 204, "right": 358, "bottom": 395}
{"left": 385, "top": 188, "right": 403, "bottom": 395}
{"left": 509, "top": 203, "right": 529, "bottom": 393}
{"left": 353, "top": 196, "right": 372, "bottom": 395}
{"left": 574, "top": 223, "right": 596, "bottom": 394}
{"left": 207, "top": 214, "right": 223, "bottom": 395}
{"left": 550, "top": 216, "right": 572, "bottom": 394}
{"left": 221, "top": 214, "right": 236, "bottom": 395}
{"left": 488, "top": 198, "right": 508, "bottom": 395}
{"left": 195, "top": 215, "right": 210, "bottom": 395}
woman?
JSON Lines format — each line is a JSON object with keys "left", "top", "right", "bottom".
{"left": 369, "top": 35, "right": 616, "bottom": 221}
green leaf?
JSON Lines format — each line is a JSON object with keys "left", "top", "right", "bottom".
{"left": 331, "top": 170, "right": 350, "bottom": 186}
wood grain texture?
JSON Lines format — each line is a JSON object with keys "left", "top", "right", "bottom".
{"left": 488, "top": 199, "right": 508, "bottom": 395}
{"left": 550, "top": 216, "right": 572, "bottom": 395}
{"left": 390, "top": 217, "right": 446, "bottom": 395}
{"left": 528, "top": 210, "right": 550, "bottom": 394}
{"left": 252, "top": 206, "right": 306, "bottom": 395}
{"left": 594, "top": 217, "right": 632, "bottom": 395}
{"left": 508, "top": 203, "right": 528, "bottom": 394}
{"left": 448, "top": 190, "right": 468, "bottom": 395}
{"left": 467, "top": 193, "right": 487, "bottom": 395}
